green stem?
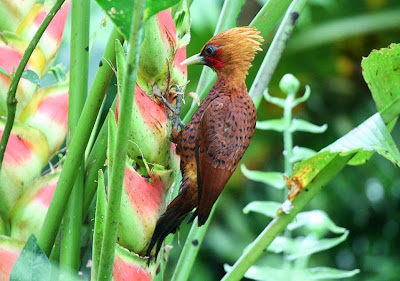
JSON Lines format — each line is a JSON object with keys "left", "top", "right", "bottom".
{"left": 96, "top": 1, "right": 145, "bottom": 280}
{"left": 38, "top": 27, "right": 123, "bottom": 256}
{"left": 283, "top": 92, "right": 295, "bottom": 177}
{"left": 0, "top": 0, "right": 66, "bottom": 171}
{"left": 170, "top": 206, "right": 216, "bottom": 281}
{"left": 250, "top": 0, "right": 308, "bottom": 107}
{"left": 221, "top": 153, "right": 353, "bottom": 281}
{"left": 183, "top": 0, "right": 292, "bottom": 124}
{"left": 60, "top": 0, "right": 90, "bottom": 271}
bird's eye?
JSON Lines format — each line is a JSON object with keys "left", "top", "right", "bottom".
{"left": 204, "top": 45, "right": 217, "bottom": 56}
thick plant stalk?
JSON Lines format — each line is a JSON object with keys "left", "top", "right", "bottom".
{"left": 0, "top": 0, "right": 66, "bottom": 171}
{"left": 60, "top": 0, "right": 90, "bottom": 271}
{"left": 172, "top": 0, "right": 297, "bottom": 279}
{"left": 96, "top": 1, "right": 145, "bottom": 280}
{"left": 220, "top": 154, "right": 352, "bottom": 281}
{"left": 38, "top": 27, "right": 123, "bottom": 256}
{"left": 183, "top": 0, "right": 292, "bottom": 124}
{"left": 250, "top": 0, "right": 308, "bottom": 107}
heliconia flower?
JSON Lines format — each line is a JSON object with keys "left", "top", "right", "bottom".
{"left": 137, "top": 8, "right": 187, "bottom": 93}
{"left": 18, "top": 80, "right": 69, "bottom": 154}
{"left": 0, "top": 32, "right": 46, "bottom": 116}
{"left": 113, "top": 244, "right": 156, "bottom": 281}
{"left": 0, "top": 0, "right": 37, "bottom": 32}
{"left": 0, "top": 235, "right": 23, "bottom": 281}
{"left": 116, "top": 84, "right": 172, "bottom": 166}
{"left": 117, "top": 162, "right": 167, "bottom": 255}
{"left": 16, "top": 0, "right": 70, "bottom": 63}
{"left": 9, "top": 171, "right": 59, "bottom": 242}
{"left": 0, "top": 118, "right": 50, "bottom": 218}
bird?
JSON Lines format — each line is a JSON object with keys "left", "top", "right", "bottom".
{"left": 146, "top": 26, "right": 263, "bottom": 259}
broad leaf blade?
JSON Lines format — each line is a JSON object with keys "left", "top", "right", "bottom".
{"left": 95, "top": 0, "right": 180, "bottom": 39}
{"left": 324, "top": 113, "right": 400, "bottom": 166}
{"left": 10, "top": 235, "right": 50, "bottom": 281}
{"left": 362, "top": 43, "right": 400, "bottom": 123}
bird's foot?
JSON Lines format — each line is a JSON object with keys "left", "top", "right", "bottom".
{"left": 153, "top": 85, "right": 185, "bottom": 131}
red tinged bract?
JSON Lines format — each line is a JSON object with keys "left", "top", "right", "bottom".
{"left": 0, "top": 236, "right": 23, "bottom": 281}
{"left": 147, "top": 26, "right": 264, "bottom": 258}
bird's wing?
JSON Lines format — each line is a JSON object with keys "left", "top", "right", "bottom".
{"left": 196, "top": 95, "right": 240, "bottom": 225}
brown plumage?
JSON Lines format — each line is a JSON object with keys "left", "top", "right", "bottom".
{"left": 146, "top": 26, "right": 263, "bottom": 258}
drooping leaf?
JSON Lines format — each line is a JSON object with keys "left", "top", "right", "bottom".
{"left": 256, "top": 118, "right": 284, "bottom": 132}
{"left": 21, "top": 70, "right": 40, "bottom": 86}
{"left": 291, "top": 146, "right": 317, "bottom": 163}
{"left": 224, "top": 264, "right": 359, "bottom": 281}
{"left": 243, "top": 201, "right": 282, "bottom": 218}
{"left": 362, "top": 43, "right": 400, "bottom": 123}
{"left": 306, "top": 267, "right": 360, "bottom": 280}
{"left": 323, "top": 113, "right": 400, "bottom": 166}
{"left": 95, "top": 0, "right": 180, "bottom": 40}
{"left": 241, "top": 165, "right": 285, "bottom": 189}
{"left": 288, "top": 210, "right": 347, "bottom": 236}
{"left": 267, "top": 231, "right": 349, "bottom": 260}
{"left": 290, "top": 119, "right": 327, "bottom": 133}
{"left": 10, "top": 235, "right": 50, "bottom": 281}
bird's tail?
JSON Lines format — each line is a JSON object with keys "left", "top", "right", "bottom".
{"left": 146, "top": 185, "right": 196, "bottom": 259}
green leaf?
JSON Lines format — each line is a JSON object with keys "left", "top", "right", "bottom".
{"left": 0, "top": 66, "right": 10, "bottom": 78}
{"left": 256, "top": 118, "right": 284, "bottom": 132}
{"left": 291, "top": 146, "right": 316, "bottom": 163}
{"left": 91, "top": 170, "right": 107, "bottom": 281}
{"left": 306, "top": 267, "right": 360, "bottom": 280}
{"left": 323, "top": 113, "right": 400, "bottom": 166}
{"left": 107, "top": 110, "right": 118, "bottom": 171}
{"left": 10, "top": 235, "right": 51, "bottom": 281}
{"left": 348, "top": 117, "right": 398, "bottom": 166}
{"left": 268, "top": 231, "right": 349, "bottom": 259}
{"left": 290, "top": 119, "right": 327, "bottom": 133}
{"left": 95, "top": 0, "right": 180, "bottom": 40}
{"left": 362, "top": 43, "right": 400, "bottom": 123}
{"left": 241, "top": 165, "right": 285, "bottom": 189}
{"left": 225, "top": 264, "right": 359, "bottom": 281}
{"left": 21, "top": 70, "right": 40, "bottom": 86}
{"left": 243, "top": 201, "right": 282, "bottom": 218}
{"left": 288, "top": 210, "right": 347, "bottom": 236}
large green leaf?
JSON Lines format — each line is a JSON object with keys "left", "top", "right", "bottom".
{"left": 95, "top": 0, "right": 180, "bottom": 39}
{"left": 10, "top": 235, "right": 51, "bottom": 281}
{"left": 323, "top": 113, "right": 400, "bottom": 166}
{"left": 362, "top": 43, "right": 400, "bottom": 123}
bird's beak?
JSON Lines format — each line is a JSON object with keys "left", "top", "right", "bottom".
{"left": 180, "top": 53, "right": 206, "bottom": 66}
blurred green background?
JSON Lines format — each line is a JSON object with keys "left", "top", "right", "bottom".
{"left": 54, "top": 0, "right": 400, "bottom": 280}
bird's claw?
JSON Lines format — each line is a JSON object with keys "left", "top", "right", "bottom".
{"left": 153, "top": 85, "right": 185, "bottom": 131}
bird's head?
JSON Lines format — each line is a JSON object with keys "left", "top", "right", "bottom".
{"left": 181, "top": 26, "right": 263, "bottom": 79}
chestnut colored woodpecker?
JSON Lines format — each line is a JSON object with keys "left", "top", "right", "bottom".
{"left": 146, "top": 26, "right": 263, "bottom": 257}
